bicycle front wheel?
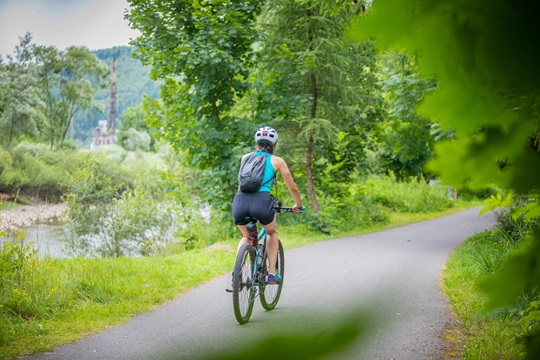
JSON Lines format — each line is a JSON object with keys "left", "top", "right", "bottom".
{"left": 232, "top": 242, "right": 256, "bottom": 324}
{"left": 260, "top": 239, "right": 284, "bottom": 310}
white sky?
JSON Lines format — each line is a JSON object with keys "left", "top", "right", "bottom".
{"left": 0, "top": 0, "right": 141, "bottom": 55}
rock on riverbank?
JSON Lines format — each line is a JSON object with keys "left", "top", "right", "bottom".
{"left": 0, "top": 204, "right": 67, "bottom": 232}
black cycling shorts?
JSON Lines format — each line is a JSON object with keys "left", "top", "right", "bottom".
{"left": 232, "top": 192, "right": 276, "bottom": 226}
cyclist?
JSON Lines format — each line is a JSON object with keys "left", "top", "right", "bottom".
{"left": 232, "top": 126, "right": 303, "bottom": 284}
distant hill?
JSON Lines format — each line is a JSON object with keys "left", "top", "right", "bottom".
{"left": 73, "top": 46, "right": 160, "bottom": 146}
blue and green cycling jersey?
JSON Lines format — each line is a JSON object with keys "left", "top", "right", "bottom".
{"left": 255, "top": 151, "right": 275, "bottom": 192}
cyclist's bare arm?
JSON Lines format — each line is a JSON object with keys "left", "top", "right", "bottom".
{"left": 271, "top": 156, "right": 303, "bottom": 212}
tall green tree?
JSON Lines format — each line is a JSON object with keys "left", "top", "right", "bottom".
{"left": 33, "top": 45, "right": 109, "bottom": 148}
{"left": 376, "top": 51, "right": 437, "bottom": 178}
{"left": 254, "top": 0, "right": 379, "bottom": 218}
{"left": 127, "top": 0, "right": 263, "bottom": 207}
{"left": 0, "top": 33, "right": 43, "bottom": 147}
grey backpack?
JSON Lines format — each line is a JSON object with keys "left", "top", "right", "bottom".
{"left": 238, "top": 152, "right": 274, "bottom": 193}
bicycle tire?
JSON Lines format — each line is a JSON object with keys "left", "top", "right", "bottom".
{"left": 232, "top": 243, "right": 256, "bottom": 324}
{"left": 260, "top": 239, "right": 284, "bottom": 310}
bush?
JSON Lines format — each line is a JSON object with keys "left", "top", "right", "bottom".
{"left": 458, "top": 183, "right": 501, "bottom": 201}
{"left": 362, "top": 173, "right": 453, "bottom": 213}
{"left": 119, "top": 128, "right": 151, "bottom": 152}
{"left": 63, "top": 156, "right": 177, "bottom": 257}
{"left": 319, "top": 190, "right": 389, "bottom": 233}
{"left": 313, "top": 173, "right": 453, "bottom": 233}
{"left": 94, "top": 145, "right": 168, "bottom": 192}
{"left": 0, "top": 234, "right": 74, "bottom": 345}
{"left": 0, "top": 142, "right": 85, "bottom": 200}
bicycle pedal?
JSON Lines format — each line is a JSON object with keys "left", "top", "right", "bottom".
{"left": 225, "top": 288, "right": 233, "bottom": 293}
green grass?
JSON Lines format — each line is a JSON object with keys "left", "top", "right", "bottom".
{"left": 442, "top": 230, "right": 527, "bottom": 359}
{"left": 0, "top": 200, "right": 481, "bottom": 360}
{"left": 0, "top": 201, "right": 20, "bottom": 211}
{"left": 0, "top": 247, "right": 234, "bottom": 359}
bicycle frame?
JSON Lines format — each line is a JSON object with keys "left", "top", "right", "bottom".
{"left": 246, "top": 204, "right": 301, "bottom": 284}
{"left": 245, "top": 221, "right": 269, "bottom": 290}
{"left": 230, "top": 204, "right": 303, "bottom": 324}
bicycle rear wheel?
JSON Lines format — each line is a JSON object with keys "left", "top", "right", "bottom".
{"left": 260, "top": 239, "right": 284, "bottom": 310}
{"left": 232, "top": 243, "right": 256, "bottom": 324}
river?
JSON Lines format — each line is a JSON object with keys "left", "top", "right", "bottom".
{"left": 1, "top": 204, "right": 69, "bottom": 258}
{"left": 24, "top": 221, "right": 69, "bottom": 258}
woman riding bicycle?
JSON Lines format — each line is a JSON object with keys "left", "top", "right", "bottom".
{"left": 232, "top": 126, "right": 303, "bottom": 284}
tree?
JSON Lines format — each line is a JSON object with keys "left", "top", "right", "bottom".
{"left": 121, "top": 128, "right": 151, "bottom": 152}
{"left": 63, "top": 156, "right": 175, "bottom": 257}
{"left": 118, "top": 103, "right": 156, "bottom": 151}
{"left": 376, "top": 51, "right": 437, "bottom": 178}
{"left": 0, "top": 33, "right": 43, "bottom": 147}
{"left": 352, "top": 0, "right": 540, "bottom": 356}
{"left": 34, "top": 45, "right": 109, "bottom": 148}
{"left": 254, "top": 0, "right": 379, "bottom": 222}
{"left": 127, "top": 0, "right": 263, "bottom": 207}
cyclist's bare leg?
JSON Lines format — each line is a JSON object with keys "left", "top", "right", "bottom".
{"left": 261, "top": 217, "right": 278, "bottom": 275}
{"left": 236, "top": 225, "right": 249, "bottom": 252}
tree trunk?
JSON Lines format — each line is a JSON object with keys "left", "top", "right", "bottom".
{"left": 306, "top": 72, "right": 321, "bottom": 214}
{"left": 305, "top": 132, "right": 319, "bottom": 214}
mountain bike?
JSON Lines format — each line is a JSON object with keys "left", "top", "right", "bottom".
{"left": 227, "top": 203, "right": 303, "bottom": 324}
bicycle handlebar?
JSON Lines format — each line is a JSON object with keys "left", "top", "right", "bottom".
{"left": 274, "top": 204, "right": 306, "bottom": 213}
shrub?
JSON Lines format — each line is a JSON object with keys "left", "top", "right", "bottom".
{"left": 0, "top": 142, "right": 85, "bottom": 200}
{"left": 313, "top": 173, "right": 453, "bottom": 233}
{"left": 63, "top": 157, "right": 176, "bottom": 257}
{"left": 458, "top": 183, "right": 501, "bottom": 201}
{"left": 119, "top": 128, "right": 151, "bottom": 152}
{"left": 362, "top": 173, "right": 453, "bottom": 213}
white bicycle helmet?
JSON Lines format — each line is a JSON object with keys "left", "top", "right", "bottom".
{"left": 254, "top": 126, "right": 278, "bottom": 144}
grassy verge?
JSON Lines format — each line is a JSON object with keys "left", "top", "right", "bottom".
{"left": 1, "top": 200, "right": 480, "bottom": 359}
{"left": 0, "top": 247, "right": 234, "bottom": 359}
{"left": 442, "top": 230, "right": 527, "bottom": 359}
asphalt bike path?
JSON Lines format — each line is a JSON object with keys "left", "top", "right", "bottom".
{"left": 23, "top": 207, "right": 495, "bottom": 360}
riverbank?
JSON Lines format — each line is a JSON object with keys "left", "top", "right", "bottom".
{"left": 0, "top": 203, "right": 67, "bottom": 232}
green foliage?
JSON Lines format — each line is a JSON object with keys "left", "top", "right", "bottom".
{"left": 199, "top": 316, "right": 369, "bottom": 360}
{"left": 375, "top": 51, "right": 438, "bottom": 178}
{"left": 91, "top": 144, "right": 168, "bottom": 191}
{"left": 458, "top": 194, "right": 539, "bottom": 357}
{"left": 315, "top": 173, "right": 452, "bottom": 233}
{"left": 352, "top": 1, "right": 540, "bottom": 356}
{"left": 33, "top": 44, "right": 110, "bottom": 148}
{"left": 362, "top": 174, "right": 452, "bottom": 213}
{"left": 254, "top": 0, "right": 383, "bottom": 216}
{"left": 352, "top": 0, "right": 540, "bottom": 193}
{"left": 0, "top": 246, "right": 233, "bottom": 358}
{"left": 443, "top": 230, "right": 527, "bottom": 359}
{"left": 74, "top": 46, "right": 161, "bottom": 145}
{"left": 120, "top": 128, "right": 151, "bottom": 152}
{"left": 127, "top": 0, "right": 263, "bottom": 208}
{"left": 0, "top": 142, "right": 84, "bottom": 200}
{"left": 480, "top": 192, "right": 514, "bottom": 216}
{"left": 62, "top": 156, "right": 175, "bottom": 257}
{"left": 0, "top": 235, "right": 37, "bottom": 316}
{"left": 118, "top": 103, "right": 156, "bottom": 151}
{"left": 174, "top": 208, "right": 220, "bottom": 251}
{"left": 456, "top": 183, "right": 500, "bottom": 202}
{"left": 0, "top": 33, "right": 43, "bottom": 148}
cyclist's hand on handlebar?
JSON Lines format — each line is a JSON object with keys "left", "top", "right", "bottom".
{"left": 292, "top": 204, "right": 304, "bottom": 213}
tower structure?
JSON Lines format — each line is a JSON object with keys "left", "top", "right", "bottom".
{"left": 108, "top": 57, "right": 117, "bottom": 135}
{"left": 90, "top": 57, "right": 118, "bottom": 150}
